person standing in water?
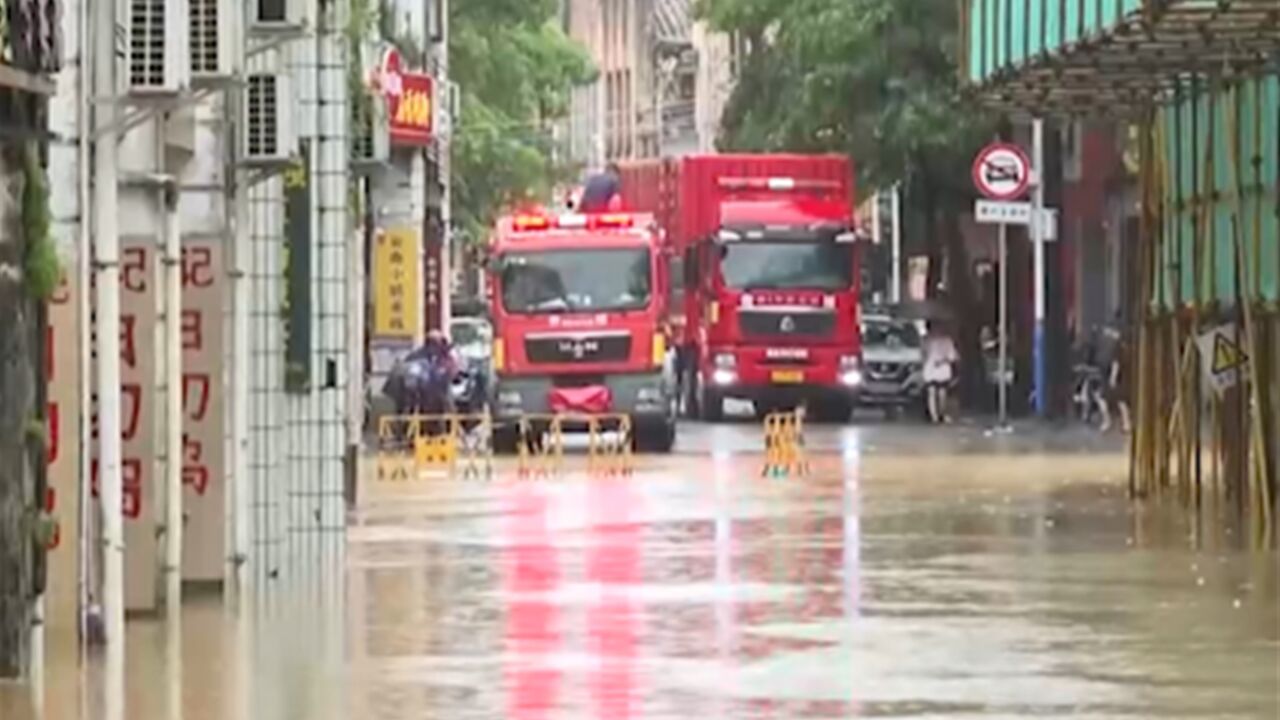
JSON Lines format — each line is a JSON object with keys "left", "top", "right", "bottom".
{"left": 923, "top": 322, "right": 959, "bottom": 424}
{"left": 1101, "top": 323, "right": 1132, "bottom": 433}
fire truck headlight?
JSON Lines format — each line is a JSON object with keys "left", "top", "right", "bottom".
{"left": 714, "top": 353, "right": 736, "bottom": 370}
{"left": 712, "top": 369, "right": 737, "bottom": 386}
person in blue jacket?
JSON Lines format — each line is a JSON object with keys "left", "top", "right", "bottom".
{"left": 577, "top": 162, "right": 621, "bottom": 213}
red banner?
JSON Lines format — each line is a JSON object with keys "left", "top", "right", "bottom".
{"left": 375, "top": 48, "right": 434, "bottom": 147}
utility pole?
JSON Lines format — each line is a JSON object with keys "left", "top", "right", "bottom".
{"left": 1032, "top": 119, "right": 1047, "bottom": 417}
{"left": 92, "top": 0, "right": 126, "bottom": 690}
{"left": 890, "top": 182, "right": 902, "bottom": 305}
{"left": 161, "top": 182, "right": 183, "bottom": 615}
{"left": 226, "top": 102, "right": 250, "bottom": 600}
{"left": 436, "top": 0, "right": 453, "bottom": 330}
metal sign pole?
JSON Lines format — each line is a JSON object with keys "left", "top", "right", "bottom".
{"left": 998, "top": 222, "right": 1009, "bottom": 428}
{"left": 1032, "top": 119, "right": 1047, "bottom": 417}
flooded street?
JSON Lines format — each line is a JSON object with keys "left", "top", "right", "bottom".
{"left": 6, "top": 422, "right": 1278, "bottom": 719}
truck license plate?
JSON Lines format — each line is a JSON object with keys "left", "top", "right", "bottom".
{"left": 771, "top": 370, "right": 804, "bottom": 384}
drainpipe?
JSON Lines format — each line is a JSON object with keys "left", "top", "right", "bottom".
{"left": 92, "top": 0, "right": 125, "bottom": 664}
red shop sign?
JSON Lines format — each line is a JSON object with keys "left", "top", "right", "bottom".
{"left": 374, "top": 48, "right": 434, "bottom": 147}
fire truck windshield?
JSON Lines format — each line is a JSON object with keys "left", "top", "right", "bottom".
{"left": 500, "top": 247, "right": 652, "bottom": 314}
{"left": 720, "top": 240, "right": 853, "bottom": 291}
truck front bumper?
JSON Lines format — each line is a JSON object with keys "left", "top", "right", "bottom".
{"left": 493, "top": 371, "right": 676, "bottom": 423}
{"left": 703, "top": 345, "right": 862, "bottom": 402}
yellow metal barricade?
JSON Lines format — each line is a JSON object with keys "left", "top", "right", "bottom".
{"left": 762, "top": 408, "right": 808, "bottom": 478}
{"left": 375, "top": 413, "right": 494, "bottom": 482}
{"left": 586, "top": 414, "right": 634, "bottom": 476}
{"left": 514, "top": 413, "right": 636, "bottom": 477}
{"left": 517, "top": 415, "right": 565, "bottom": 477}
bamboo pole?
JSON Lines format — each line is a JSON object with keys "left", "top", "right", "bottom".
{"left": 1131, "top": 114, "right": 1154, "bottom": 499}
{"left": 1222, "top": 79, "right": 1274, "bottom": 544}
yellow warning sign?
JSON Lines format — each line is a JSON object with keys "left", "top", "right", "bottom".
{"left": 1197, "top": 323, "right": 1249, "bottom": 395}
{"left": 1211, "top": 332, "right": 1247, "bottom": 375}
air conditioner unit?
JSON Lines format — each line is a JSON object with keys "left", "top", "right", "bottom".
{"left": 242, "top": 73, "right": 296, "bottom": 167}
{"left": 189, "top": 0, "right": 240, "bottom": 84}
{"left": 250, "top": 0, "right": 308, "bottom": 33}
{"left": 351, "top": 95, "right": 391, "bottom": 170}
{"left": 125, "top": 0, "right": 190, "bottom": 96}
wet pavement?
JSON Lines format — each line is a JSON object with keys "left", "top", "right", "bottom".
{"left": 5, "top": 421, "right": 1278, "bottom": 719}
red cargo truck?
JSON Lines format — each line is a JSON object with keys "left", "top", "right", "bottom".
{"left": 619, "top": 154, "right": 863, "bottom": 422}
{"left": 486, "top": 209, "right": 678, "bottom": 452}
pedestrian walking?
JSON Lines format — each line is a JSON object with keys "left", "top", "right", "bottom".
{"left": 923, "top": 322, "right": 959, "bottom": 424}
{"left": 1102, "top": 325, "right": 1131, "bottom": 434}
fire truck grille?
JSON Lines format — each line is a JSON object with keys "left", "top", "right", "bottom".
{"left": 525, "top": 334, "right": 632, "bottom": 364}
{"left": 739, "top": 310, "right": 836, "bottom": 339}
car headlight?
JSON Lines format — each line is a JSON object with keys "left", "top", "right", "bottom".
{"left": 714, "top": 353, "right": 736, "bottom": 369}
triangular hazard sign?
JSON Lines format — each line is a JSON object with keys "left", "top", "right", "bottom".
{"left": 1211, "top": 332, "right": 1247, "bottom": 376}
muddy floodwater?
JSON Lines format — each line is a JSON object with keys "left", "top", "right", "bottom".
{"left": 5, "top": 423, "right": 1278, "bottom": 719}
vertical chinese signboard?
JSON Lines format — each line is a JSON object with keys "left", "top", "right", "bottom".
{"left": 373, "top": 227, "right": 421, "bottom": 339}
{"left": 91, "top": 237, "right": 159, "bottom": 611}
{"left": 283, "top": 141, "right": 313, "bottom": 392}
{"left": 180, "top": 239, "right": 225, "bottom": 581}
{"left": 46, "top": 270, "right": 80, "bottom": 635}
{"left": 424, "top": 234, "right": 443, "bottom": 332}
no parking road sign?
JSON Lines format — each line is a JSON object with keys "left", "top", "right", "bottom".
{"left": 973, "top": 143, "right": 1032, "bottom": 200}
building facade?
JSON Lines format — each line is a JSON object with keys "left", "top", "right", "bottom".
{"left": 561, "top": 0, "right": 738, "bottom": 168}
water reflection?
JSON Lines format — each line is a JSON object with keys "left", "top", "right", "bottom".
{"left": 504, "top": 485, "right": 562, "bottom": 720}
{"left": 3, "top": 445, "right": 1277, "bottom": 720}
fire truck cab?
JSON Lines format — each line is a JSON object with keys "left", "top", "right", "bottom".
{"left": 486, "top": 210, "right": 678, "bottom": 453}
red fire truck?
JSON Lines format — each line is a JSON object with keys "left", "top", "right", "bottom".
{"left": 619, "top": 154, "right": 863, "bottom": 422}
{"left": 486, "top": 209, "right": 678, "bottom": 452}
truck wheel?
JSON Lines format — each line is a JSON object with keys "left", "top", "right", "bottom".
{"left": 492, "top": 425, "right": 520, "bottom": 455}
{"left": 635, "top": 418, "right": 676, "bottom": 453}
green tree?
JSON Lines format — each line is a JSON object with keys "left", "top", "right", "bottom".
{"left": 450, "top": 0, "right": 594, "bottom": 243}
{"left": 698, "top": 0, "right": 997, "bottom": 402}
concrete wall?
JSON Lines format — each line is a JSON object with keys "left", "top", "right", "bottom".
{"left": 245, "top": 1, "right": 350, "bottom": 583}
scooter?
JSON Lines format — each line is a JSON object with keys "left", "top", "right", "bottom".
{"left": 383, "top": 353, "right": 456, "bottom": 442}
